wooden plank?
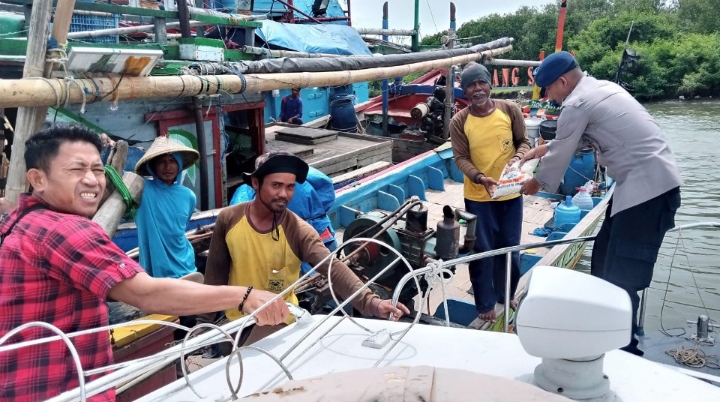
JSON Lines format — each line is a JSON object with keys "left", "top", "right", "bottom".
{"left": 275, "top": 127, "right": 339, "bottom": 145}
{"left": 274, "top": 133, "right": 338, "bottom": 145}
{"left": 313, "top": 151, "right": 392, "bottom": 176}
{"left": 336, "top": 131, "right": 394, "bottom": 143}
{"left": 302, "top": 115, "right": 331, "bottom": 129}
{"left": 264, "top": 140, "right": 314, "bottom": 158}
{"left": 313, "top": 157, "right": 359, "bottom": 176}
{"left": 310, "top": 140, "right": 392, "bottom": 169}
{"left": 276, "top": 126, "right": 339, "bottom": 139}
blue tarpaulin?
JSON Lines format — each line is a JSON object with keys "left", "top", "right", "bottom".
{"left": 256, "top": 20, "right": 371, "bottom": 56}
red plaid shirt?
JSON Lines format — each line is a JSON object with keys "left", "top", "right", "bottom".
{"left": 0, "top": 194, "right": 144, "bottom": 401}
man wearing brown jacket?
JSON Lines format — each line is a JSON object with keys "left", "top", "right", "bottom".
{"left": 198, "top": 152, "right": 409, "bottom": 347}
{"left": 450, "top": 62, "right": 531, "bottom": 323}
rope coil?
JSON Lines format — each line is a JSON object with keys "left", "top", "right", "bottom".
{"left": 104, "top": 166, "right": 137, "bottom": 219}
{"left": 665, "top": 345, "right": 720, "bottom": 369}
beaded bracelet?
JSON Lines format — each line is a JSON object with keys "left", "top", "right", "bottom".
{"left": 238, "top": 285, "right": 253, "bottom": 312}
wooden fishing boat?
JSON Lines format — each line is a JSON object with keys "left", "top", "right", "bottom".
{"left": 0, "top": 0, "right": 510, "bottom": 252}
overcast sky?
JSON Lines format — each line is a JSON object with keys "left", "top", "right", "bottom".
{"left": 345, "top": 0, "right": 556, "bottom": 39}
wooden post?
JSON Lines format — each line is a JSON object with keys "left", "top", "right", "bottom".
{"left": 93, "top": 172, "right": 144, "bottom": 238}
{"left": 5, "top": 0, "right": 53, "bottom": 204}
{"left": 442, "top": 3, "right": 456, "bottom": 140}
{"left": 192, "top": 97, "right": 210, "bottom": 211}
{"left": 45, "top": 0, "right": 77, "bottom": 75}
{"left": 109, "top": 141, "right": 130, "bottom": 174}
{"left": 153, "top": 18, "right": 168, "bottom": 44}
{"left": 102, "top": 140, "right": 129, "bottom": 204}
{"left": 6, "top": 0, "right": 77, "bottom": 204}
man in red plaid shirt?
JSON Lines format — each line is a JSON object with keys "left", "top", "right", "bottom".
{"left": 0, "top": 125, "right": 290, "bottom": 401}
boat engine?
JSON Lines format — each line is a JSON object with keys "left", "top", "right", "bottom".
{"left": 340, "top": 205, "right": 476, "bottom": 307}
{"left": 411, "top": 86, "right": 449, "bottom": 144}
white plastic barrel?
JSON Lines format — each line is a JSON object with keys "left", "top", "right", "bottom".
{"left": 525, "top": 118, "right": 542, "bottom": 147}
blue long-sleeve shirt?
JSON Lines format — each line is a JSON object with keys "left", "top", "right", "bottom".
{"left": 136, "top": 153, "right": 197, "bottom": 279}
{"left": 280, "top": 95, "right": 303, "bottom": 122}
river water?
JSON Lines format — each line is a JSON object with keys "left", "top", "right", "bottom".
{"left": 576, "top": 100, "right": 720, "bottom": 333}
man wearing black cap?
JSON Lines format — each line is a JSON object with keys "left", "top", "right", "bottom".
{"left": 198, "top": 151, "right": 409, "bottom": 345}
{"left": 520, "top": 51, "right": 682, "bottom": 356}
{"left": 450, "top": 62, "right": 531, "bottom": 323}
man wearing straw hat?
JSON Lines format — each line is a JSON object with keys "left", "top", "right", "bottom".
{"left": 0, "top": 124, "right": 290, "bottom": 401}
{"left": 198, "top": 151, "right": 410, "bottom": 348}
{"left": 135, "top": 136, "right": 200, "bottom": 279}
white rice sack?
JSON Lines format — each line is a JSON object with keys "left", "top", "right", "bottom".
{"left": 492, "top": 159, "right": 540, "bottom": 199}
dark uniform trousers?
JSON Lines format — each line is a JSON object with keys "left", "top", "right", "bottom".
{"left": 591, "top": 187, "right": 681, "bottom": 356}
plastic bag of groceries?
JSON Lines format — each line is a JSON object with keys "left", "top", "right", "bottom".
{"left": 492, "top": 159, "right": 540, "bottom": 199}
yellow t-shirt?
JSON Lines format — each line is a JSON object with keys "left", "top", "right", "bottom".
{"left": 462, "top": 109, "right": 520, "bottom": 202}
{"left": 225, "top": 217, "right": 300, "bottom": 322}
{"left": 195, "top": 203, "right": 381, "bottom": 327}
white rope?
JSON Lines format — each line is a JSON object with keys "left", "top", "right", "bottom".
{"left": 27, "top": 77, "right": 62, "bottom": 108}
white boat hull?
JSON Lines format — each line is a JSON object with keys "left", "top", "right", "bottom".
{"left": 137, "top": 316, "right": 720, "bottom": 401}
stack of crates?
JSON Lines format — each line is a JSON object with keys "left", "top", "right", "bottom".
{"left": 69, "top": 13, "right": 120, "bottom": 44}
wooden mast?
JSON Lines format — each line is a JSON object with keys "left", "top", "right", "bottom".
{"left": 5, "top": 0, "right": 53, "bottom": 204}
{"left": 5, "top": 0, "right": 77, "bottom": 204}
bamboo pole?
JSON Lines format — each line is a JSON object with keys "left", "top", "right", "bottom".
{"left": 355, "top": 28, "right": 416, "bottom": 36}
{"left": 0, "top": 46, "right": 513, "bottom": 109}
{"left": 67, "top": 20, "right": 207, "bottom": 40}
{"left": 5, "top": 0, "right": 54, "bottom": 204}
{"left": 242, "top": 45, "right": 344, "bottom": 59}
{"left": 187, "top": 6, "right": 266, "bottom": 21}
{"left": 486, "top": 59, "right": 541, "bottom": 67}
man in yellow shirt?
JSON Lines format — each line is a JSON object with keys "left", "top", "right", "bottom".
{"left": 450, "top": 62, "right": 531, "bottom": 322}
{"left": 198, "top": 151, "right": 409, "bottom": 347}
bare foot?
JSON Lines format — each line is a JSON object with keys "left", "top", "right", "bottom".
{"left": 478, "top": 310, "right": 497, "bottom": 323}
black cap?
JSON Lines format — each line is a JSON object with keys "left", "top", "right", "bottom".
{"left": 243, "top": 151, "right": 309, "bottom": 185}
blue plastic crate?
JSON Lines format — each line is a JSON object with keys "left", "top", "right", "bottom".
{"left": 69, "top": 13, "right": 120, "bottom": 44}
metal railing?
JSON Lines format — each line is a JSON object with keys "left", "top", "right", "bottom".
{"left": 637, "top": 221, "right": 720, "bottom": 335}
{"left": 392, "top": 235, "right": 598, "bottom": 333}
{"left": 9, "top": 222, "right": 719, "bottom": 400}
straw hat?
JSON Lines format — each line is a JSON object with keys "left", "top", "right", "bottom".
{"left": 134, "top": 136, "right": 200, "bottom": 177}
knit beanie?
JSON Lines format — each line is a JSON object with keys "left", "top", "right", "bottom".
{"left": 460, "top": 62, "right": 492, "bottom": 93}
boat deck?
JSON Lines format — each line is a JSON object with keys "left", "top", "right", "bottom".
{"left": 144, "top": 316, "right": 720, "bottom": 401}
{"left": 263, "top": 125, "right": 393, "bottom": 178}
{"left": 335, "top": 178, "right": 556, "bottom": 315}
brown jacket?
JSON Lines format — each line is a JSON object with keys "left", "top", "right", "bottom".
{"left": 450, "top": 100, "right": 531, "bottom": 184}
{"left": 197, "top": 203, "right": 380, "bottom": 325}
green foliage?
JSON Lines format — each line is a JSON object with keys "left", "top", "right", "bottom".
{"left": 435, "top": 0, "right": 719, "bottom": 100}
{"left": 403, "top": 72, "right": 424, "bottom": 83}
{"left": 676, "top": 0, "right": 720, "bottom": 34}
